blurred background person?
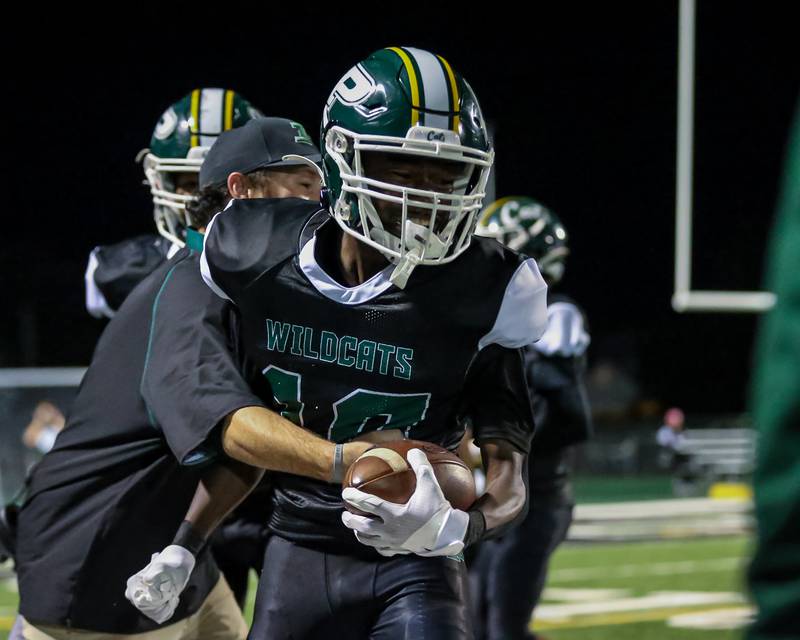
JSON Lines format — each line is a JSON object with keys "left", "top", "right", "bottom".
{"left": 470, "top": 197, "right": 592, "bottom": 640}
{"left": 747, "top": 100, "right": 800, "bottom": 640}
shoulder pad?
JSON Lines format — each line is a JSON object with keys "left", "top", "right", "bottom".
{"left": 533, "top": 301, "right": 590, "bottom": 357}
{"left": 201, "top": 198, "right": 323, "bottom": 302}
{"left": 85, "top": 234, "right": 171, "bottom": 317}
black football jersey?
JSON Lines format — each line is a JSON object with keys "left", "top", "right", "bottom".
{"left": 202, "top": 198, "right": 549, "bottom": 555}
{"left": 85, "top": 234, "right": 173, "bottom": 318}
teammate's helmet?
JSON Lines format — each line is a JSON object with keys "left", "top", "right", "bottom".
{"left": 143, "top": 88, "right": 262, "bottom": 246}
{"left": 321, "top": 47, "right": 494, "bottom": 287}
{"left": 476, "top": 196, "right": 569, "bottom": 284}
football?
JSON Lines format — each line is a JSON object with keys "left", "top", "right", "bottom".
{"left": 342, "top": 439, "right": 477, "bottom": 515}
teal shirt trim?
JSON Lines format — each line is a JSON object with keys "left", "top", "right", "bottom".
{"left": 140, "top": 264, "right": 179, "bottom": 427}
{"left": 186, "top": 228, "right": 204, "bottom": 253}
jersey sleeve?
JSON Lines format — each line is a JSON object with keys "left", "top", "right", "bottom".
{"left": 478, "top": 258, "right": 548, "bottom": 350}
{"left": 140, "top": 256, "right": 266, "bottom": 465}
{"left": 525, "top": 347, "right": 593, "bottom": 449}
{"left": 460, "top": 344, "right": 535, "bottom": 454}
{"left": 201, "top": 198, "right": 319, "bottom": 304}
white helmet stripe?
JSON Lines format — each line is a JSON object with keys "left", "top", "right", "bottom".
{"left": 199, "top": 88, "right": 225, "bottom": 147}
{"left": 405, "top": 47, "right": 450, "bottom": 130}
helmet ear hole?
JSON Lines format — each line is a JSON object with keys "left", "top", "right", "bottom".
{"left": 331, "top": 130, "right": 351, "bottom": 155}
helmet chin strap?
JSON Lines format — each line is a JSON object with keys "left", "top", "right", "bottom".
{"left": 389, "top": 248, "right": 422, "bottom": 289}
{"left": 372, "top": 219, "right": 454, "bottom": 289}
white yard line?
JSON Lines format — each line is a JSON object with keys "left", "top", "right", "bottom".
{"left": 542, "top": 588, "right": 632, "bottom": 602}
{"left": 667, "top": 606, "right": 755, "bottom": 630}
{"left": 575, "top": 498, "right": 752, "bottom": 521}
{"left": 549, "top": 557, "right": 742, "bottom": 582}
{"left": 536, "top": 591, "right": 745, "bottom": 621}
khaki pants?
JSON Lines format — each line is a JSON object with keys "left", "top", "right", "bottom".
{"left": 22, "top": 576, "right": 247, "bottom": 640}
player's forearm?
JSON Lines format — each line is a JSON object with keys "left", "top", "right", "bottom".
{"left": 466, "top": 439, "right": 527, "bottom": 541}
{"left": 222, "top": 405, "right": 369, "bottom": 482}
{"left": 183, "top": 458, "right": 264, "bottom": 540}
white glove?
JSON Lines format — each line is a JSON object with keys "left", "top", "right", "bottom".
{"left": 533, "top": 302, "right": 590, "bottom": 357}
{"left": 341, "top": 448, "right": 470, "bottom": 557}
{"left": 124, "top": 545, "right": 196, "bottom": 624}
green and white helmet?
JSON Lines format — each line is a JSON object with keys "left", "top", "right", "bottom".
{"left": 322, "top": 47, "right": 494, "bottom": 287}
{"left": 476, "top": 196, "right": 569, "bottom": 283}
{"left": 142, "top": 88, "right": 262, "bottom": 246}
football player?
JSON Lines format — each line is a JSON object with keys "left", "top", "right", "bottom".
{"left": 152, "top": 47, "right": 549, "bottom": 639}
{"left": 85, "top": 88, "right": 262, "bottom": 319}
{"left": 470, "top": 197, "right": 593, "bottom": 640}
{"left": 13, "top": 117, "right": 346, "bottom": 640}
{"left": 2, "top": 89, "right": 265, "bottom": 640}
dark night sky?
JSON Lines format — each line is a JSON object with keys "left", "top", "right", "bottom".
{"left": 2, "top": 5, "right": 798, "bottom": 414}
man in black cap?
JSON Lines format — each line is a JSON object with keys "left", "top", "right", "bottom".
{"left": 191, "top": 116, "right": 323, "bottom": 218}
{"left": 13, "top": 117, "right": 370, "bottom": 640}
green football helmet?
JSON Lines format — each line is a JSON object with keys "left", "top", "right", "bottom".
{"left": 476, "top": 196, "right": 569, "bottom": 284}
{"left": 321, "top": 47, "right": 494, "bottom": 287}
{"left": 142, "top": 88, "right": 263, "bottom": 246}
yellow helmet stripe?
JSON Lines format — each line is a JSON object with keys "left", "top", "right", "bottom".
{"left": 479, "top": 196, "right": 516, "bottom": 226}
{"left": 190, "top": 89, "right": 201, "bottom": 147}
{"left": 388, "top": 47, "right": 420, "bottom": 126}
{"left": 224, "top": 90, "right": 234, "bottom": 130}
{"left": 437, "top": 55, "right": 460, "bottom": 133}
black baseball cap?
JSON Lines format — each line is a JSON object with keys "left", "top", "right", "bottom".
{"left": 199, "top": 117, "right": 322, "bottom": 189}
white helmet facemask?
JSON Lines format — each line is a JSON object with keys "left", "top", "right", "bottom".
{"left": 326, "top": 125, "right": 493, "bottom": 288}
{"left": 142, "top": 146, "right": 207, "bottom": 247}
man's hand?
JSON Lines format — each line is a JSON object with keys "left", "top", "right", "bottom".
{"left": 341, "top": 448, "right": 469, "bottom": 557}
{"left": 124, "top": 545, "right": 196, "bottom": 624}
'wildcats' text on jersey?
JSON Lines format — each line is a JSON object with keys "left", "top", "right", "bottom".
{"left": 264, "top": 319, "right": 414, "bottom": 380}
{"left": 202, "top": 197, "right": 548, "bottom": 554}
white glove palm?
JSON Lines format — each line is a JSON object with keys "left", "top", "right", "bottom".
{"left": 341, "top": 448, "right": 469, "bottom": 557}
{"left": 124, "top": 545, "right": 196, "bottom": 624}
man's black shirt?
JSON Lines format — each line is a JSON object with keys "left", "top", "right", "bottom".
{"left": 17, "top": 240, "right": 265, "bottom": 633}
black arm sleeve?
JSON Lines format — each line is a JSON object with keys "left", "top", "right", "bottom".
{"left": 460, "top": 344, "right": 536, "bottom": 454}
{"left": 140, "top": 256, "right": 266, "bottom": 465}
{"left": 526, "top": 349, "right": 593, "bottom": 451}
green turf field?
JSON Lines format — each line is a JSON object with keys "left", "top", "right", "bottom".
{"left": 539, "top": 536, "right": 752, "bottom": 639}
{"left": 0, "top": 568, "right": 15, "bottom": 640}
{"left": 0, "top": 536, "right": 752, "bottom": 639}
{"left": 572, "top": 474, "right": 676, "bottom": 503}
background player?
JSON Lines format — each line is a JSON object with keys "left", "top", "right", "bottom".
{"left": 0, "top": 88, "right": 264, "bottom": 640}
{"left": 470, "top": 197, "right": 592, "bottom": 640}
{"left": 85, "top": 88, "right": 262, "bottom": 319}
{"left": 185, "top": 47, "right": 549, "bottom": 639}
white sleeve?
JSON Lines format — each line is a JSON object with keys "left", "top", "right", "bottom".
{"left": 478, "top": 258, "right": 548, "bottom": 350}
{"left": 84, "top": 248, "right": 115, "bottom": 319}
{"left": 533, "top": 301, "right": 591, "bottom": 357}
